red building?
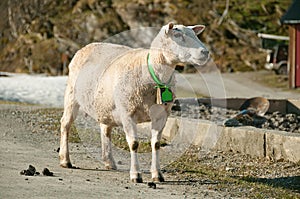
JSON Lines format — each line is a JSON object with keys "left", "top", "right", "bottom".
{"left": 281, "top": 0, "right": 300, "bottom": 88}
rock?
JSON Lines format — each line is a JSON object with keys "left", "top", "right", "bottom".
{"left": 171, "top": 102, "right": 299, "bottom": 133}
{"left": 20, "top": 165, "right": 37, "bottom": 176}
{"left": 224, "top": 118, "right": 240, "bottom": 127}
{"left": 148, "top": 182, "right": 156, "bottom": 189}
{"left": 42, "top": 168, "right": 54, "bottom": 176}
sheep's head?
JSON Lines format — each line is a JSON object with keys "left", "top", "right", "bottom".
{"left": 151, "top": 22, "right": 210, "bottom": 66}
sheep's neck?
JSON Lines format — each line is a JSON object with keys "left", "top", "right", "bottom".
{"left": 147, "top": 53, "right": 174, "bottom": 88}
{"left": 147, "top": 50, "right": 175, "bottom": 86}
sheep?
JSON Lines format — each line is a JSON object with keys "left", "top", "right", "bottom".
{"left": 59, "top": 22, "right": 210, "bottom": 183}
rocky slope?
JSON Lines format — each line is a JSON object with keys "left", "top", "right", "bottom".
{"left": 0, "top": 0, "right": 291, "bottom": 75}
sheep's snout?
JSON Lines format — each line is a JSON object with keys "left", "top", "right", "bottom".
{"left": 201, "top": 49, "right": 210, "bottom": 58}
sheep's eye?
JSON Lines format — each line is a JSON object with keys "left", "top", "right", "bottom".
{"left": 172, "top": 28, "right": 184, "bottom": 39}
{"left": 174, "top": 32, "right": 182, "bottom": 38}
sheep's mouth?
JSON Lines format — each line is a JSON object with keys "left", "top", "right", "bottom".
{"left": 191, "top": 56, "right": 210, "bottom": 66}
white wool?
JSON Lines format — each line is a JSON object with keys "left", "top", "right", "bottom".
{"left": 59, "top": 22, "right": 210, "bottom": 182}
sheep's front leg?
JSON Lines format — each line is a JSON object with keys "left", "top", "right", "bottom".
{"left": 100, "top": 124, "right": 116, "bottom": 170}
{"left": 149, "top": 105, "right": 168, "bottom": 182}
{"left": 122, "top": 116, "right": 142, "bottom": 183}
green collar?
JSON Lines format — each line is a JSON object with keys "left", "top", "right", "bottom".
{"left": 147, "top": 53, "right": 173, "bottom": 88}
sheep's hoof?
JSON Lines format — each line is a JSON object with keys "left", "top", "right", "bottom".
{"left": 152, "top": 172, "right": 165, "bottom": 182}
{"left": 131, "top": 178, "right": 143, "bottom": 183}
{"left": 60, "top": 162, "right": 73, "bottom": 168}
{"left": 131, "top": 173, "right": 143, "bottom": 183}
{"left": 104, "top": 160, "right": 117, "bottom": 170}
{"left": 105, "top": 165, "right": 117, "bottom": 170}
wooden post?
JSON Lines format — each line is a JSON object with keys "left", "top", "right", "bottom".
{"left": 296, "top": 24, "right": 300, "bottom": 87}
{"left": 289, "top": 25, "right": 296, "bottom": 88}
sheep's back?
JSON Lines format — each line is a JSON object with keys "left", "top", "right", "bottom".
{"left": 71, "top": 43, "right": 132, "bottom": 119}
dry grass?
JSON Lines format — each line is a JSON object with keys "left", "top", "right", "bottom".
{"left": 251, "top": 70, "right": 300, "bottom": 93}
{"left": 164, "top": 146, "right": 300, "bottom": 198}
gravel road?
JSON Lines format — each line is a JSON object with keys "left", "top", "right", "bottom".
{"left": 0, "top": 103, "right": 299, "bottom": 198}
{"left": 0, "top": 104, "right": 227, "bottom": 199}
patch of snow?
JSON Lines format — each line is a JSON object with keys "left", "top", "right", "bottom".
{"left": 0, "top": 71, "right": 297, "bottom": 108}
{"left": 0, "top": 73, "right": 67, "bottom": 107}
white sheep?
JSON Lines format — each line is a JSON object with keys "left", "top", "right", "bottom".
{"left": 59, "top": 22, "right": 209, "bottom": 183}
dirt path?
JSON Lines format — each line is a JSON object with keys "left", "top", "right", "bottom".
{"left": 0, "top": 104, "right": 226, "bottom": 199}
{"left": 176, "top": 71, "right": 299, "bottom": 99}
{"left": 0, "top": 104, "right": 299, "bottom": 199}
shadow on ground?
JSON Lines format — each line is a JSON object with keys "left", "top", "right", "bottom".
{"left": 237, "top": 175, "right": 300, "bottom": 193}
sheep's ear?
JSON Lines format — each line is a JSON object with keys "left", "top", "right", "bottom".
{"left": 165, "top": 22, "right": 174, "bottom": 35}
{"left": 189, "top": 25, "right": 205, "bottom": 35}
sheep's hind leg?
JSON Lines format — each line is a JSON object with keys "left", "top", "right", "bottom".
{"left": 59, "top": 83, "right": 79, "bottom": 168}
{"left": 100, "top": 124, "right": 117, "bottom": 170}
{"left": 59, "top": 102, "right": 79, "bottom": 168}
{"left": 149, "top": 105, "right": 168, "bottom": 182}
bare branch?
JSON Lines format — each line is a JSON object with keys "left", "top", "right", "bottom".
{"left": 218, "top": 0, "right": 230, "bottom": 26}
